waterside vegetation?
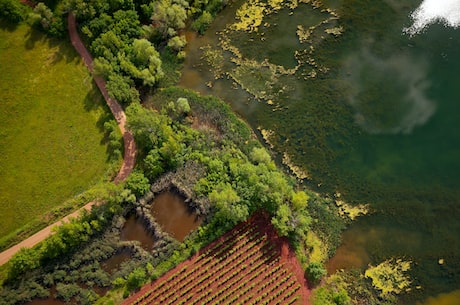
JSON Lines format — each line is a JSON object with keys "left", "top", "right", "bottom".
{"left": 0, "top": 0, "right": 417, "bottom": 304}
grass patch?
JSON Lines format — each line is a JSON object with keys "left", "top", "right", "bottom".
{"left": 0, "top": 23, "right": 114, "bottom": 241}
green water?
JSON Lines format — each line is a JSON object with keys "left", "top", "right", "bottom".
{"left": 180, "top": 0, "right": 460, "bottom": 303}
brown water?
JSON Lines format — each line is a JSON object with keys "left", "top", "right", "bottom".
{"left": 23, "top": 286, "right": 65, "bottom": 305}
{"left": 24, "top": 298, "right": 64, "bottom": 305}
{"left": 120, "top": 214, "right": 156, "bottom": 251}
{"left": 100, "top": 251, "right": 131, "bottom": 274}
{"left": 150, "top": 192, "right": 202, "bottom": 242}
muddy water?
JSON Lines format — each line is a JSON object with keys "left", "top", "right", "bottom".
{"left": 101, "top": 251, "right": 131, "bottom": 274}
{"left": 120, "top": 214, "right": 155, "bottom": 251}
{"left": 150, "top": 192, "right": 202, "bottom": 242}
{"left": 23, "top": 286, "right": 64, "bottom": 305}
{"left": 24, "top": 298, "right": 64, "bottom": 305}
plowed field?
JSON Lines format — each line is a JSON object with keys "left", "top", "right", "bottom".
{"left": 123, "top": 212, "right": 310, "bottom": 305}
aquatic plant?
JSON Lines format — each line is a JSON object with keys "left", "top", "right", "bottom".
{"left": 364, "top": 259, "right": 412, "bottom": 297}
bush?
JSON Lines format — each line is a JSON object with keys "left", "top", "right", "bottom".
{"left": 192, "top": 11, "right": 213, "bottom": 34}
{"left": 126, "top": 267, "right": 147, "bottom": 291}
{"left": 0, "top": 0, "right": 28, "bottom": 23}
{"left": 124, "top": 171, "right": 150, "bottom": 198}
{"left": 306, "top": 262, "right": 327, "bottom": 284}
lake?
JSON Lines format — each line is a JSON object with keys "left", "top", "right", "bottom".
{"left": 180, "top": 0, "right": 460, "bottom": 303}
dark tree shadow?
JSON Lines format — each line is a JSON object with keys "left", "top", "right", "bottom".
{"left": 0, "top": 19, "right": 20, "bottom": 32}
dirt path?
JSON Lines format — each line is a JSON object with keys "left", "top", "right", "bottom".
{"left": 0, "top": 13, "right": 136, "bottom": 266}
{"left": 67, "top": 12, "right": 136, "bottom": 183}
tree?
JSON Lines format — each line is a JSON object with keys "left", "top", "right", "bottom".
{"left": 144, "top": 149, "right": 164, "bottom": 181}
{"left": 250, "top": 147, "right": 271, "bottom": 165}
{"left": 119, "top": 38, "right": 164, "bottom": 86}
{"left": 106, "top": 73, "right": 140, "bottom": 105}
{"left": 0, "top": 0, "right": 27, "bottom": 23}
{"left": 126, "top": 103, "right": 173, "bottom": 152}
{"left": 306, "top": 262, "right": 327, "bottom": 284}
{"left": 210, "top": 183, "right": 247, "bottom": 226}
{"left": 30, "top": 3, "right": 53, "bottom": 29}
{"left": 271, "top": 204, "right": 292, "bottom": 236}
{"left": 124, "top": 171, "right": 150, "bottom": 198}
{"left": 7, "top": 248, "right": 40, "bottom": 281}
{"left": 176, "top": 97, "right": 190, "bottom": 115}
{"left": 167, "top": 35, "right": 187, "bottom": 51}
{"left": 192, "top": 10, "right": 213, "bottom": 34}
{"left": 126, "top": 267, "right": 147, "bottom": 291}
{"left": 151, "top": 0, "right": 188, "bottom": 37}
{"left": 292, "top": 190, "right": 309, "bottom": 211}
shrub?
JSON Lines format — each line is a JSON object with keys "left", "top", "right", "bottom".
{"left": 306, "top": 262, "right": 327, "bottom": 284}
{"left": 0, "top": 0, "right": 27, "bottom": 23}
{"left": 124, "top": 171, "right": 150, "bottom": 198}
{"left": 126, "top": 267, "right": 147, "bottom": 291}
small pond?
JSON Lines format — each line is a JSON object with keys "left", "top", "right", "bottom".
{"left": 120, "top": 214, "right": 156, "bottom": 251}
{"left": 100, "top": 250, "right": 131, "bottom": 274}
{"left": 150, "top": 192, "right": 202, "bottom": 242}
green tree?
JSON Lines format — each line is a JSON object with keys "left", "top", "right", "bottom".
{"left": 124, "top": 171, "right": 150, "bottom": 198}
{"left": 306, "top": 262, "right": 327, "bottom": 284}
{"left": 126, "top": 267, "right": 147, "bottom": 291}
{"left": 106, "top": 73, "right": 140, "bottom": 105}
{"left": 151, "top": 0, "right": 188, "bottom": 37}
{"left": 144, "top": 149, "right": 164, "bottom": 181}
{"left": 210, "top": 183, "right": 248, "bottom": 226}
{"left": 191, "top": 10, "right": 213, "bottom": 34}
{"left": 292, "top": 190, "right": 309, "bottom": 211}
{"left": 30, "top": 3, "right": 53, "bottom": 29}
{"left": 7, "top": 248, "right": 40, "bottom": 281}
{"left": 249, "top": 147, "right": 272, "bottom": 165}
{"left": 167, "top": 35, "right": 187, "bottom": 51}
{"left": 126, "top": 103, "right": 173, "bottom": 152}
{"left": 0, "top": 0, "right": 27, "bottom": 23}
{"left": 271, "top": 204, "right": 292, "bottom": 236}
{"left": 120, "top": 38, "right": 164, "bottom": 86}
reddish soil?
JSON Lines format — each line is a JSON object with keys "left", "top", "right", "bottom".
{"left": 0, "top": 13, "right": 137, "bottom": 266}
{"left": 122, "top": 212, "right": 311, "bottom": 305}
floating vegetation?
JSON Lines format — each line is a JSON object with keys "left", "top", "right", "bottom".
{"left": 325, "top": 26, "right": 344, "bottom": 36}
{"left": 335, "top": 199, "right": 369, "bottom": 221}
{"left": 283, "top": 152, "right": 311, "bottom": 180}
{"left": 232, "top": 0, "right": 266, "bottom": 32}
{"left": 200, "top": 0, "right": 342, "bottom": 104}
{"left": 258, "top": 127, "right": 275, "bottom": 148}
{"left": 365, "top": 259, "right": 412, "bottom": 297}
{"left": 200, "top": 45, "right": 225, "bottom": 79}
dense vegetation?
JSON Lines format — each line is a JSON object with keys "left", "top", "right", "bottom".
{"left": 0, "top": 0, "right": 400, "bottom": 304}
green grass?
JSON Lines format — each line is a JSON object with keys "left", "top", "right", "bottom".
{"left": 0, "top": 22, "right": 113, "bottom": 241}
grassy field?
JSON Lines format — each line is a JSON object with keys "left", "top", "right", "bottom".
{"left": 0, "top": 22, "right": 112, "bottom": 242}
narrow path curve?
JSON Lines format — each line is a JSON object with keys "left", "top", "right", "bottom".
{"left": 0, "top": 13, "right": 136, "bottom": 266}
{"left": 67, "top": 12, "right": 136, "bottom": 184}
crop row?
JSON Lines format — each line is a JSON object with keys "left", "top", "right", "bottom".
{"left": 128, "top": 214, "right": 304, "bottom": 305}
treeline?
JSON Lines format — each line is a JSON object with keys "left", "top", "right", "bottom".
{"left": 5, "top": 186, "right": 127, "bottom": 283}
{"left": 1, "top": 0, "right": 228, "bottom": 107}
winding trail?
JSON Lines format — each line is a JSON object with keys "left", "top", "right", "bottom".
{"left": 68, "top": 12, "right": 136, "bottom": 184}
{"left": 0, "top": 13, "right": 136, "bottom": 266}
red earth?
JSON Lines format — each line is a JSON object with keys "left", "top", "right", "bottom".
{"left": 123, "top": 212, "right": 311, "bottom": 305}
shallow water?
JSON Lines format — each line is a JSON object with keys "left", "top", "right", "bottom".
{"left": 100, "top": 251, "right": 131, "bottom": 274}
{"left": 120, "top": 214, "right": 156, "bottom": 251}
{"left": 180, "top": 0, "right": 460, "bottom": 303}
{"left": 150, "top": 192, "right": 202, "bottom": 242}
